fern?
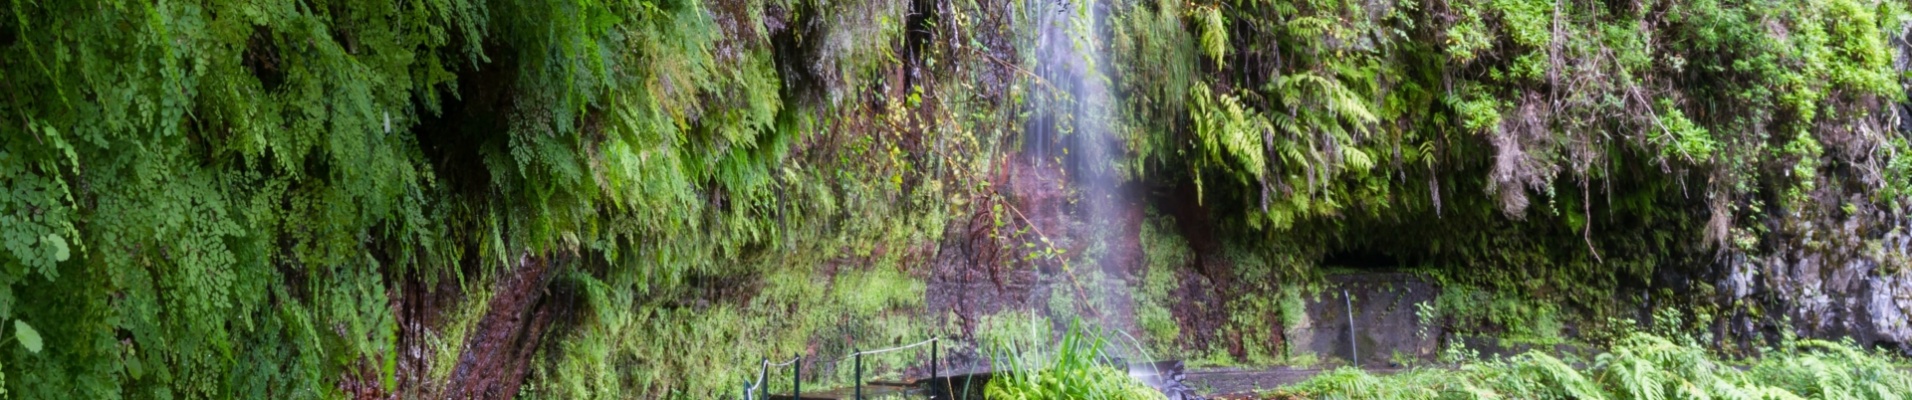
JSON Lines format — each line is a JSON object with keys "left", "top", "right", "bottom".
{"left": 1197, "top": 5, "right": 1228, "bottom": 67}
{"left": 1271, "top": 333, "right": 1912, "bottom": 400}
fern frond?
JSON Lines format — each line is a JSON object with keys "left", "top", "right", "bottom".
{"left": 1198, "top": 6, "right": 1229, "bottom": 67}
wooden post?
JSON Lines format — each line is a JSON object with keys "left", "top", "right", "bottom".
{"left": 792, "top": 354, "right": 801, "bottom": 400}
{"left": 854, "top": 350, "right": 863, "bottom": 400}
{"left": 929, "top": 338, "right": 938, "bottom": 399}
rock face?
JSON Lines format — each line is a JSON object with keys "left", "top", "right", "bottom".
{"left": 1866, "top": 264, "right": 1912, "bottom": 348}
{"left": 1702, "top": 54, "right": 1912, "bottom": 347}
{"left": 1716, "top": 22, "right": 1912, "bottom": 344}
{"left": 1721, "top": 211, "right": 1912, "bottom": 354}
{"left": 1899, "top": 23, "right": 1911, "bottom": 134}
{"left": 922, "top": 24, "right": 1912, "bottom": 364}
{"left": 1290, "top": 273, "right": 1442, "bottom": 367}
{"left": 1693, "top": 24, "right": 1912, "bottom": 357}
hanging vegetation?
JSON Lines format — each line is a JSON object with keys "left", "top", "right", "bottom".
{"left": 0, "top": 0, "right": 1907, "bottom": 397}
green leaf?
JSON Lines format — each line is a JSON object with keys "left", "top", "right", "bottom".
{"left": 124, "top": 353, "right": 144, "bottom": 379}
{"left": 15, "top": 320, "right": 41, "bottom": 353}
{"left": 43, "top": 234, "right": 68, "bottom": 262}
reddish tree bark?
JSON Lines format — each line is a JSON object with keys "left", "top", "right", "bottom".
{"left": 442, "top": 256, "right": 560, "bottom": 400}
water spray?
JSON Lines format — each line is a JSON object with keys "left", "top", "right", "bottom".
{"left": 1345, "top": 289, "right": 1357, "bottom": 365}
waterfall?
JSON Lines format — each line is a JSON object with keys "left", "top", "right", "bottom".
{"left": 1028, "top": 0, "right": 1131, "bottom": 335}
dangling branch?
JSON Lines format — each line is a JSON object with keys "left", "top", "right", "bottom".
{"left": 1583, "top": 177, "right": 1603, "bottom": 264}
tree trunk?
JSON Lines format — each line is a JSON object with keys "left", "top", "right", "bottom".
{"left": 443, "top": 255, "right": 560, "bottom": 400}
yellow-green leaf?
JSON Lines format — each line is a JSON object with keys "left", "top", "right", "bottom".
{"left": 44, "top": 234, "right": 68, "bottom": 262}
{"left": 15, "top": 320, "right": 42, "bottom": 353}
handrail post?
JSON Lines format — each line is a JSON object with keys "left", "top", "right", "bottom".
{"left": 792, "top": 353, "right": 802, "bottom": 400}
{"left": 854, "top": 350, "right": 863, "bottom": 400}
{"left": 929, "top": 337, "right": 939, "bottom": 399}
{"left": 760, "top": 358, "right": 769, "bottom": 400}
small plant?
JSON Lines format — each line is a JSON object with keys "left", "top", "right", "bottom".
{"left": 1284, "top": 351, "right": 1320, "bottom": 369}
{"left": 1388, "top": 350, "right": 1416, "bottom": 368}
{"left": 1412, "top": 301, "right": 1439, "bottom": 341}
{"left": 983, "top": 318, "right": 1166, "bottom": 400}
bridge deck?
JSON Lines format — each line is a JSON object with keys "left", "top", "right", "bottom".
{"left": 765, "top": 382, "right": 919, "bottom": 400}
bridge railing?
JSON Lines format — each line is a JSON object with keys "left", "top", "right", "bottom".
{"left": 742, "top": 336, "right": 943, "bottom": 400}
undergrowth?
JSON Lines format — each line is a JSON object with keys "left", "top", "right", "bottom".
{"left": 1268, "top": 333, "right": 1912, "bottom": 399}
{"left": 983, "top": 317, "right": 1166, "bottom": 400}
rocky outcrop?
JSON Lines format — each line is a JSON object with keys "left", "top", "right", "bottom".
{"left": 1718, "top": 210, "right": 1912, "bottom": 352}
{"left": 1716, "top": 28, "right": 1912, "bottom": 351}
{"left": 1701, "top": 21, "right": 1912, "bottom": 357}
{"left": 1898, "top": 22, "right": 1910, "bottom": 133}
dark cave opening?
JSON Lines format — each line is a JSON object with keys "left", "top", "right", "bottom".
{"left": 1320, "top": 248, "right": 1417, "bottom": 272}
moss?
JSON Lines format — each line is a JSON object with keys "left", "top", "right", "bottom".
{"left": 1134, "top": 211, "right": 1191, "bottom": 353}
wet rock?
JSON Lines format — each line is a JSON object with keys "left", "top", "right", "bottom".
{"left": 1294, "top": 273, "right": 1440, "bottom": 367}
{"left": 1719, "top": 190, "right": 1912, "bottom": 355}
{"left": 1130, "top": 360, "right": 1204, "bottom": 400}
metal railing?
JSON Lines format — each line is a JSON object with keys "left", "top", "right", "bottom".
{"left": 741, "top": 336, "right": 943, "bottom": 400}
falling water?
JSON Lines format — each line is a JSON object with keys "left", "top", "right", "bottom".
{"left": 1027, "top": 0, "right": 1131, "bottom": 341}
{"left": 1013, "top": 3, "right": 1197, "bottom": 398}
